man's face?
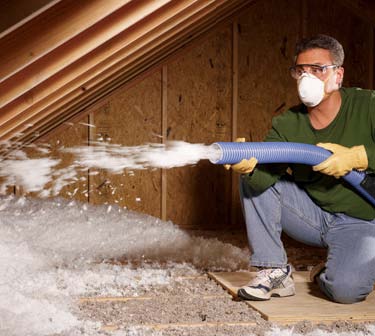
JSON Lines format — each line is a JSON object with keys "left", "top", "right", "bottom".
{"left": 295, "top": 48, "right": 344, "bottom": 84}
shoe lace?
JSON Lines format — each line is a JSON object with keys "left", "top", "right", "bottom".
{"left": 252, "top": 269, "right": 273, "bottom": 283}
{"left": 257, "top": 269, "right": 272, "bottom": 277}
{"left": 268, "top": 268, "right": 285, "bottom": 280}
{"left": 247, "top": 267, "right": 288, "bottom": 288}
{"left": 253, "top": 268, "right": 286, "bottom": 284}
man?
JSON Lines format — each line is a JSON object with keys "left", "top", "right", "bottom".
{"left": 227, "top": 34, "right": 375, "bottom": 303}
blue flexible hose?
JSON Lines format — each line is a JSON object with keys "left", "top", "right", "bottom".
{"left": 209, "top": 141, "right": 375, "bottom": 206}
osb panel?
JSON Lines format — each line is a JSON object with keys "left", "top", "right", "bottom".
{"left": 237, "top": 0, "right": 300, "bottom": 142}
{"left": 89, "top": 71, "right": 162, "bottom": 218}
{"left": 20, "top": 117, "right": 89, "bottom": 201}
{"left": 46, "top": 118, "right": 90, "bottom": 202}
{"left": 235, "top": 0, "right": 301, "bottom": 226}
{"left": 167, "top": 25, "right": 232, "bottom": 230}
{"left": 306, "top": 0, "right": 372, "bottom": 89}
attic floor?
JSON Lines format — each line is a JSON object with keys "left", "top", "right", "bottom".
{"left": 77, "top": 264, "right": 374, "bottom": 336}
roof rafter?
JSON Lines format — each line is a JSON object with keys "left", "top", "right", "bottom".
{"left": 0, "top": 0, "right": 255, "bottom": 144}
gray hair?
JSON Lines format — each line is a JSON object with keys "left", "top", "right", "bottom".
{"left": 295, "top": 34, "right": 345, "bottom": 66}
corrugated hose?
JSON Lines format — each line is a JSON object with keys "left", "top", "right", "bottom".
{"left": 209, "top": 141, "right": 375, "bottom": 206}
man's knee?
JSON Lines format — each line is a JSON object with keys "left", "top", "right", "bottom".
{"left": 325, "top": 278, "right": 371, "bottom": 304}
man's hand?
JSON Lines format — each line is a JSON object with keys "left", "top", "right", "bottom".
{"left": 225, "top": 157, "right": 258, "bottom": 174}
{"left": 224, "top": 137, "right": 258, "bottom": 174}
{"left": 312, "top": 143, "right": 368, "bottom": 178}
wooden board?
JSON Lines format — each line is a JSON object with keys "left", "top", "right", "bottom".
{"left": 102, "top": 321, "right": 258, "bottom": 332}
{"left": 306, "top": 0, "right": 372, "bottom": 89}
{"left": 237, "top": 0, "right": 300, "bottom": 143}
{"left": 89, "top": 70, "right": 162, "bottom": 218}
{"left": 235, "top": 0, "right": 301, "bottom": 228}
{"left": 79, "top": 294, "right": 229, "bottom": 303}
{"left": 46, "top": 115, "right": 90, "bottom": 202}
{"left": 20, "top": 114, "right": 89, "bottom": 201}
{"left": 209, "top": 271, "right": 375, "bottom": 323}
{"left": 0, "top": 0, "right": 53, "bottom": 33}
{"left": 166, "top": 24, "right": 232, "bottom": 230}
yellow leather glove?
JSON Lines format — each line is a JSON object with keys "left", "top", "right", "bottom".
{"left": 224, "top": 138, "right": 258, "bottom": 174}
{"left": 312, "top": 143, "right": 368, "bottom": 178}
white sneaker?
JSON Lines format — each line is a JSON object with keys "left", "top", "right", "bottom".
{"left": 237, "top": 264, "right": 295, "bottom": 301}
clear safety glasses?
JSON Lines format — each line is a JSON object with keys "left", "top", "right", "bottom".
{"left": 289, "top": 64, "right": 338, "bottom": 79}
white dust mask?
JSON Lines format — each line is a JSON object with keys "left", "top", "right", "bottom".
{"left": 297, "top": 73, "right": 325, "bottom": 107}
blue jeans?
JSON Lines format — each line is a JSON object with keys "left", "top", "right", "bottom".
{"left": 240, "top": 176, "right": 375, "bottom": 303}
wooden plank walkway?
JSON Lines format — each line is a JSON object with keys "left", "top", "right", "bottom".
{"left": 208, "top": 271, "right": 375, "bottom": 324}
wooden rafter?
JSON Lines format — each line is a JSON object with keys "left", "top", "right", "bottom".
{"left": 29, "top": 0, "right": 253, "bottom": 143}
{"left": 0, "top": 0, "right": 254, "bottom": 144}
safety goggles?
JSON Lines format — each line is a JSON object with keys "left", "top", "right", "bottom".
{"left": 289, "top": 64, "right": 338, "bottom": 79}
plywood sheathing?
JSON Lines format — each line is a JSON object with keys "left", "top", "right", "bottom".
{"left": 19, "top": 117, "right": 89, "bottom": 201}
{"left": 306, "top": 0, "right": 372, "bottom": 89}
{"left": 89, "top": 71, "right": 162, "bottom": 218}
{"left": 340, "top": 0, "right": 375, "bottom": 28}
{"left": 44, "top": 118, "right": 90, "bottom": 202}
{"left": 166, "top": 25, "right": 232, "bottom": 230}
{"left": 209, "top": 271, "right": 375, "bottom": 324}
{"left": 237, "top": 0, "right": 300, "bottom": 142}
{"left": 234, "top": 0, "right": 301, "bottom": 228}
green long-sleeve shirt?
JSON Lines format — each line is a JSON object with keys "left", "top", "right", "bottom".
{"left": 244, "top": 87, "right": 375, "bottom": 220}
